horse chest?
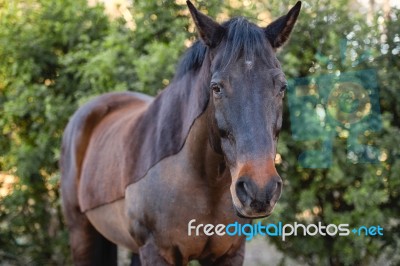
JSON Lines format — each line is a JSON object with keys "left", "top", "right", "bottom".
{"left": 126, "top": 173, "right": 246, "bottom": 263}
{"left": 124, "top": 112, "right": 248, "bottom": 263}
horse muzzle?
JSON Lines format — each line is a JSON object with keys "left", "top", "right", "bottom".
{"left": 232, "top": 175, "right": 282, "bottom": 218}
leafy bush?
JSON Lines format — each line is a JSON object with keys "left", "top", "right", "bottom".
{"left": 266, "top": 1, "right": 400, "bottom": 265}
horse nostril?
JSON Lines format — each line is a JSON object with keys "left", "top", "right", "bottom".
{"left": 235, "top": 177, "right": 255, "bottom": 205}
{"left": 265, "top": 178, "right": 282, "bottom": 204}
{"left": 235, "top": 180, "right": 248, "bottom": 205}
{"left": 276, "top": 180, "right": 282, "bottom": 193}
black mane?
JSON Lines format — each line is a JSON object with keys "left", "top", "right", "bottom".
{"left": 175, "top": 40, "right": 207, "bottom": 79}
{"left": 174, "top": 17, "right": 271, "bottom": 80}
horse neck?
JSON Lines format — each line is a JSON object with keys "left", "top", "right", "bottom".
{"left": 171, "top": 54, "right": 230, "bottom": 187}
{"left": 176, "top": 88, "right": 228, "bottom": 189}
{"left": 184, "top": 106, "right": 227, "bottom": 179}
{"left": 130, "top": 50, "right": 228, "bottom": 187}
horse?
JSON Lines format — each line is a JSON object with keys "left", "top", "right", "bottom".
{"left": 60, "top": 1, "right": 301, "bottom": 265}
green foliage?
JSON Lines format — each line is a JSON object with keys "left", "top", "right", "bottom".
{"left": 0, "top": 0, "right": 399, "bottom": 265}
{"left": 266, "top": 1, "right": 400, "bottom": 265}
{"left": 0, "top": 0, "right": 195, "bottom": 264}
{"left": 0, "top": 0, "right": 110, "bottom": 264}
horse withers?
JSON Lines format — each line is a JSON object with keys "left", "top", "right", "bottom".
{"left": 60, "top": 1, "right": 301, "bottom": 265}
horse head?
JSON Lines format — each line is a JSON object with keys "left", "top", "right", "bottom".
{"left": 187, "top": 0, "right": 301, "bottom": 218}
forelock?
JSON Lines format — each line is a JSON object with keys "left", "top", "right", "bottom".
{"left": 218, "top": 17, "right": 273, "bottom": 70}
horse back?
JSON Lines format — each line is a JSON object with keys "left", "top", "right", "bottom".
{"left": 60, "top": 91, "right": 152, "bottom": 212}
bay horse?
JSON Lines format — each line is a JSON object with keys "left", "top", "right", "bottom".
{"left": 60, "top": 1, "right": 301, "bottom": 265}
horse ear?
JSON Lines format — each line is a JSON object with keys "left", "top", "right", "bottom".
{"left": 264, "top": 1, "right": 301, "bottom": 49}
{"left": 187, "top": 1, "right": 225, "bottom": 48}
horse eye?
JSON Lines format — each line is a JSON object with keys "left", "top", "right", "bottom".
{"left": 279, "top": 84, "right": 287, "bottom": 96}
{"left": 211, "top": 83, "right": 222, "bottom": 96}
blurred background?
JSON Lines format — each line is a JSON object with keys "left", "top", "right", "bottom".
{"left": 0, "top": 0, "right": 399, "bottom": 265}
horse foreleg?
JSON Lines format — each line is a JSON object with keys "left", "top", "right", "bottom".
{"left": 130, "top": 253, "right": 141, "bottom": 266}
{"left": 200, "top": 240, "right": 245, "bottom": 266}
{"left": 139, "top": 240, "right": 172, "bottom": 266}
